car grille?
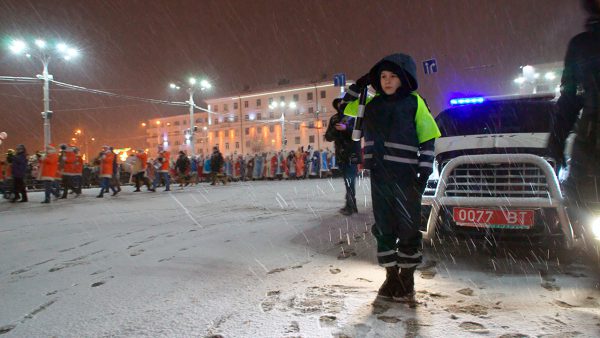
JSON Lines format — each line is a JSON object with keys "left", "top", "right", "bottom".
{"left": 443, "top": 162, "right": 552, "bottom": 198}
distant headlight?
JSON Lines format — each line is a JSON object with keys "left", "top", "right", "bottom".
{"left": 591, "top": 216, "right": 600, "bottom": 240}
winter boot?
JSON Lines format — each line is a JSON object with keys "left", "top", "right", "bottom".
{"left": 339, "top": 206, "right": 353, "bottom": 216}
{"left": 376, "top": 266, "right": 401, "bottom": 300}
{"left": 41, "top": 199, "right": 50, "bottom": 204}
{"left": 96, "top": 192, "right": 104, "bottom": 198}
{"left": 393, "top": 266, "right": 416, "bottom": 302}
{"left": 111, "top": 190, "right": 118, "bottom": 196}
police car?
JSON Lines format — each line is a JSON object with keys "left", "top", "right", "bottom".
{"left": 421, "top": 93, "right": 576, "bottom": 249}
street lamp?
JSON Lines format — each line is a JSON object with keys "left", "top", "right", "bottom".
{"left": 8, "top": 38, "right": 80, "bottom": 147}
{"left": 269, "top": 100, "right": 297, "bottom": 151}
{"left": 73, "top": 128, "right": 92, "bottom": 162}
{"left": 168, "top": 77, "right": 211, "bottom": 157}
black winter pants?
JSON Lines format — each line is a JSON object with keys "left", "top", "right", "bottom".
{"left": 370, "top": 169, "right": 422, "bottom": 268}
{"left": 12, "top": 177, "right": 27, "bottom": 201}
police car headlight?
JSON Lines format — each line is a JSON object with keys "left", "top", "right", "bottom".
{"left": 591, "top": 216, "right": 600, "bottom": 240}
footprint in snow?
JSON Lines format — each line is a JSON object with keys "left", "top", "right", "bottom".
{"left": 457, "top": 288, "right": 474, "bottom": 296}
{"left": 459, "top": 321, "right": 489, "bottom": 334}
{"left": 330, "top": 268, "right": 341, "bottom": 274}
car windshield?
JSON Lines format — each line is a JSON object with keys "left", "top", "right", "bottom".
{"left": 435, "top": 100, "right": 556, "bottom": 137}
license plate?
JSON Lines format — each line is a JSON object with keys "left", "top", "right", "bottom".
{"left": 453, "top": 207, "right": 534, "bottom": 229}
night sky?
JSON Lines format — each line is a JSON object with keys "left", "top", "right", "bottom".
{"left": 0, "top": 0, "right": 586, "bottom": 153}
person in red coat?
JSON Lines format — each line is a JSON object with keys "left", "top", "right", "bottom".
{"left": 97, "top": 146, "right": 118, "bottom": 198}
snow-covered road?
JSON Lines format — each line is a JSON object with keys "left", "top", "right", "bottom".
{"left": 1, "top": 178, "right": 599, "bottom": 337}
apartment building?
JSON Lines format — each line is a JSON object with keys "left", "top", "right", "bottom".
{"left": 145, "top": 81, "right": 344, "bottom": 158}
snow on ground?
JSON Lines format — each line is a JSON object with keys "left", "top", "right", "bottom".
{"left": 1, "top": 177, "right": 599, "bottom": 337}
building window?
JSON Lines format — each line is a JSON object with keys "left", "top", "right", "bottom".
{"left": 309, "top": 135, "right": 315, "bottom": 143}
{"left": 322, "top": 119, "right": 327, "bottom": 128}
{"left": 293, "top": 94, "right": 299, "bottom": 102}
{"left": 279, "top": 96, "right": 285, "bottom": 102}
{"left": 214, "top": 105, "right": 219, "bottom": 112}
{"left": 295, "top": 109, "right": 300, "bottom": 115}
{"left": 307, "top": 92, "right": 313, "bottom": 101}
{"left": 309, "top": 121, "right": 315, "bottom": 128}
{"left": 233, "top": 102, "right": 238, "bottom": 109}
{"left": 269, "top": 111, "right": 274, "bottom": 118}
{"left": 245, "top": 128, "right": 250, "bottom": 135}
{"left": 244, "top": 101, "right": 249, "bottom": 108}
{"left": 174, "top": 121, "right": 180, "bottom": 126}
{"left": 234, "top": 116, "right": 239, "bottom": 122}
{"left": 235, "top": 142, "right": 240, "bottom": 149}
{"left": 308, "top": 107, "right": 314, "bottom": 114}
{"left": 269, "top": 125, "right": 274, "bottom": 133}
{"left": 268, "top": 97, "right": 274, "bottom": 105}
{"left": 245, "top": 114, "right": 249, "bottom": 121}
{"left": 214, "top": 119, "right": 219, "bottom": 125}
{"left": 196, "top": 118, "right": 202, "bottom": 123}
{"left": 246, "top": 140, "right": 250, "bottom": 148}
{"left": 175, "top": 141, "right": 180, "bottom": 145}
{"left": 256, "top": 113, "right": 262, "bottom": 120}
{"left": 320, "top": 90, "right": 326, "bottom": 99}
{"left": 183, "top": 120, "right": 187, "bottom": 125}
{"left": 294, "top": 123, "right": 300, "bottom": 130}
{"left": 225, "top": 143, "right": 229, "bottom": 150}
{"left": 196, "top": 139, "right": 201, "bottom": 143}
{"left": 295, "top": 136, "right": 300, "bottom": 145}
{"left": 256, "top": 99, "right": 261, "bottom": 107}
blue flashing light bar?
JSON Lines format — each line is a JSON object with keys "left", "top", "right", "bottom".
{"left": 450, "top": 97, "right": 485, "bottom": 106}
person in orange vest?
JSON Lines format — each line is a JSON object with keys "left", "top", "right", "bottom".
{"left": 39, "top": 144, "right": 60, "bottom": 204}
{"left": 152, "top": 146, "right": 171, "bottom": 191}
{"left": 72, "top": 147, "right": 83, "bottom": 196}
{"left": 133, "top": 149, "right": 153, "bottom": 192}
{"left": 97, "top": 146, "right": 118, "bottom": 198}
{"left": 59, "top": 144, "right": 78, "bottom": 199}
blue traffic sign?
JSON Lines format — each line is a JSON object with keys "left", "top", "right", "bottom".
{"left": 333, "top": 73, "right": 346, "bottom": 87}
{"left": 423, "top": 59, "right": 438, "bottom": 75}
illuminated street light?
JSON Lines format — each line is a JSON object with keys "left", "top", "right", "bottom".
{"left": 156, "top": 121, "right": 161, "bottom": 125}
{"left": 141, "top": 122, "right": 147, "bottom": 127}
{"left": 7, "top": 38, "right": 80, "bottom": 147}
{"left": 168, "top": 77, "right": 212, "bottom": 156}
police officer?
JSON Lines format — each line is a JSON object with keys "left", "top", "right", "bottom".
{"left": 548, "top": 0, "right": 600, "bottom": 241}
{"left": 325, "top": 98, "right": 361, "bottom": 215}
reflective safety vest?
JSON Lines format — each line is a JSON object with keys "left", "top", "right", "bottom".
{"left": 344, "top": 92, "right": 441, "bottom": 172}
{"left": 62, "top": 149, "right": 78, "bottom": 176}
{"left": 99, "top": 151, "right": 115, "bottom": 178}
{"left": 40, "top": 153, "right": 59, "bottom": 181}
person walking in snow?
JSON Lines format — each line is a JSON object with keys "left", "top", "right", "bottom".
{"left": 210, "top": 146, "right": 226, "bottom": 185}
{"left": 153, "top": 146, "right": 171, "bottom": 191}
{"left": 10, "top": 144, "right": 28, "bottom": 203}
{"left": 344, "top": 53, "right": 440, "bottom": 302}
{"left": 96, "top": 146, "right": 118, "bottom": 198}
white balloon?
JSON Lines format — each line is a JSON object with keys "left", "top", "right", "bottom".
{"left": 0, "top": 132, "right": 6, "bottom": 140}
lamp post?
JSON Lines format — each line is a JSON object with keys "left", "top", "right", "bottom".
{"left": 8, "top": 39, "right": 79, "bottom": 147}
{"left": 169, "top": 78, "right": 211, "bottom": 157}
{"left": 268, "top": 100, "right": 297, "bottom": 151}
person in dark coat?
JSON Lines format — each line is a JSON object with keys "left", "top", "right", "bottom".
{"left": 325, "top": 98, "right": 361, "bottom": 215}
{"left": 210, "top": 147, "right": 226, "bottom": 185}
{"left": 548, "top": 0, "right": 600, "bottom": 238}
{"left": 10, "top": 144, "right": 28, "bottom": 202}
{"left": 175, "top": 151, "right": 191, "bottom": 187}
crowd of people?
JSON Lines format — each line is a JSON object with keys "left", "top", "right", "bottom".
{"left": 0, "top": 141, "right": 347, "bottom": 203}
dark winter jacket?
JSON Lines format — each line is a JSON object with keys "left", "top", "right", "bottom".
{"left": 549, "top": 16, "right": 600, "bottom": 170}
{"left": 175, "top": 155, "right": 191, "bottom": 174}
{"left": 210, "top": 151, "right": 224, "bottom": 173}
{"left": 361, "top": 54, "right": 440, "bottom": 182}
{"left": 324, "top": 112, "right": 361, "bottom": 165}
{"left": 11, "top": 152, "right": 28, "bottom": 178}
